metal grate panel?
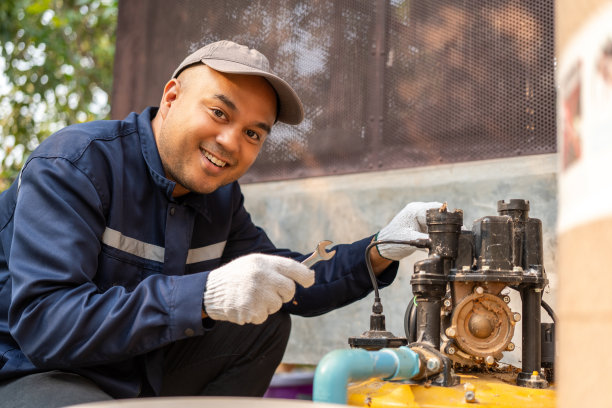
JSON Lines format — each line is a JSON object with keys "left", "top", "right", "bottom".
{"left": 112, "top": 0, "right": 556, "bottom": 183}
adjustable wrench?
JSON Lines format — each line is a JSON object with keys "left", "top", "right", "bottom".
{"left": 302, "top": 240, "right": 336, "bottom": 268}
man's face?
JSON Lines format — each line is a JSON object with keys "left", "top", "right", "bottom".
{"left": 154, "top": 65, "right": 277, "bottom": 196}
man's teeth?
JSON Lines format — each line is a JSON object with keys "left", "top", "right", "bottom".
{"left": 204, "top": 151, "right": 227, "bottom": 167}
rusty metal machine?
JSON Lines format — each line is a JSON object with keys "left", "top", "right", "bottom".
{"left": 346, "top": 199, "right": 555, "bottom": 391}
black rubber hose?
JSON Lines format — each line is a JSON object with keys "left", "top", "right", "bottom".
{"left": 403, "top": 297, "right": 417, "bottom": 343}
{"left": 541, "top": 299, "right": 557, "bottom": 323}
{"left": 365, "top": 239, "right": 429, "bottom": 302}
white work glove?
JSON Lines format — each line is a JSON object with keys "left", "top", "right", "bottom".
{"left": 376, "top": 201, "right": 443, "bottom": 261}
{"left": 203, "top": 253, "right": 315, "bottom": 325}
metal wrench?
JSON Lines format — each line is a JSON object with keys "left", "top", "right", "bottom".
{"left": 301, "top": 240, "right": 336, "bottom": 268}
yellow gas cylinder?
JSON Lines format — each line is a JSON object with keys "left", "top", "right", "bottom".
{"left": 347, "top": 372, "right": 555, "bottom": 408}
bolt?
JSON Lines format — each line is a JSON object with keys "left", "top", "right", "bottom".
{"left": 513, "top": 313, "right": 521, "bottom": 322}
{"left": 443, "top": 299, "right": 452, "bottom": 307}
{"left": 502, "top": 295, "right": 511, "bottom": 303}
{"left": 485, "top": 355, "right": 495, "bottom": 365}
{"left": 507, "top": 342, "right": 515, "bottom": 351}
{"left": 465, "top": 390, "right": 476, "bottom": 403}
{"left": 447, "top": 346, "right": 456, "bottom": 355}
{"left": 513, "top": 266, "right": 523, "bottom": 273}
{"left": 426, "top": 358, "right": 441, "bottom": 371}
{"left": 462, "top": 265, "right": 471, "bottom": 272}
{"left": 474, "top": 286, "right": 484, "bottom": 295}
{"left": 446, "top": 327, "right": 457, "bottom": 338}
{"left": 463, "top": 384, "right": 476, "bottom": 403}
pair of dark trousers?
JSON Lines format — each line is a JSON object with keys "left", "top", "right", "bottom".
{"left": 0, "top": 312, "right": 291, "bottom": 408}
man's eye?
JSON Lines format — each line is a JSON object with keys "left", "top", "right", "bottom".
{"left": 212, "top": 109, "right": 225, "bottom": 119}
{"left": 246, "top": 129, "right": 260, "bottom": 140}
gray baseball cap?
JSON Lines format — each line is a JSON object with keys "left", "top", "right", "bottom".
{"left": 172, "top": 40, "right": 304, "bottom": 125}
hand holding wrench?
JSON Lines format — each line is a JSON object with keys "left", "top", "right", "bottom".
{"left": 302, "top": 240, "right": 336, "bottom": 268}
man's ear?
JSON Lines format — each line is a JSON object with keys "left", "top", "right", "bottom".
{"left": 158, "top": 79, "right": 180, "bottom": 119}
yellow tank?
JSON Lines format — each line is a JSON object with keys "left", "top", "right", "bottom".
{"left": 347, "top": 373, "right": 555, "bottom": 408}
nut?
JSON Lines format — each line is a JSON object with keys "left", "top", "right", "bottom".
{"left": 465, "top": 391, "right": 476, "bottom": 403}
{"left": 446, "top": 327, "right": 457, "bottom": 338}
{"left": 506, "top": 342, "right": 515, "bottom": 351}
{"left": 513, "top": 313, "right": 521, "bottom": 322}
{"left": 426, "top": 358, "right": 441, "bottom": 371}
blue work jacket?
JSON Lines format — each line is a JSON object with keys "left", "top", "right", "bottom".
{"left": 0, "top": 107, "right": 398, "bottom": 397}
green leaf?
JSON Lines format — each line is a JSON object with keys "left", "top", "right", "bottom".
{"left": 0, "top": 0, "right": 118, "bottom": 187}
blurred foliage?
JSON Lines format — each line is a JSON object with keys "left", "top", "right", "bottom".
{"left": 0, "top": 0, "right": 118, "bottom": 190}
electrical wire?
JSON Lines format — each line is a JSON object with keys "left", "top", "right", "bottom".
{"left": 541, "top": 299, "right": 557, "bottom": 323}
{"left": 365, "top": 239, "right": 430, "bottom": 310}
{"left": 365, "top": 239, "right": 424, "bottom": 299}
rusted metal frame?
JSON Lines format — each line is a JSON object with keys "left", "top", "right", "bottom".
{"left": 364, "top": 0, "right": 388, "bottom": 170}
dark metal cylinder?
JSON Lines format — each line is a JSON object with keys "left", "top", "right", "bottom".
{"left": 426, "top": 206, "right": 463, "bottom": 275}
{"left": 415, "top": 299, "right": 442, "bottom": 346}
{"left": 411, "top": 255, "right": 446, "bottom": 349}
{"left": 497, "top": 199, "right": 530, "bottom": 220}
{"left": 524, "top": 218, "right": 544, "bottom": 269}
{"left": 474, "top": 216, "right": 514, "bottom": 272}
{"left": 498, "top": 199, "right": 529, "bottom": 268}
{"left": 541, "top": 322, "right": 555, "bottom": 369}
{"left": 517, "top": 287, "right": 546, "bottom": 387}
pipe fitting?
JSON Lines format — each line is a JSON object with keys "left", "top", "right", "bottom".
{"left": 313, "top": 346, "right": 421, "bottom": 404}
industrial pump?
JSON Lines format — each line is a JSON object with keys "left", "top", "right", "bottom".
{"left": 348, "top": 199, "right": 554, "bottom": 388}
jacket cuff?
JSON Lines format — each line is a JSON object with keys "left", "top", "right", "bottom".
{"left": 170, "top": 272, "right": 210, "bottom": 339}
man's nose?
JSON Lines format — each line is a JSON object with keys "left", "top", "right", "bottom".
{"left": 215, "top": 126, "right": 241, "bottom": 153}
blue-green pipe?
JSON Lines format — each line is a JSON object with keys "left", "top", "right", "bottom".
{"left": 312, "top": 346, "right": 421, "bottom": 404}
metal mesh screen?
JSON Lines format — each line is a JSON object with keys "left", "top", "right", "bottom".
{"left": 383, "top": 1, "right": 557, "bottom": 168}
{"left": 113, "top": 0, "right": 556, "bottom": 183}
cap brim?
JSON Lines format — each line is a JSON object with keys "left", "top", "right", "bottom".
{"left": 203, "top": 58, "right": 304, "bottom": 125}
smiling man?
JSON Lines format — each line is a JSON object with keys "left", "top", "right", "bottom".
{"left": 0, "top": 40, "right": 440, "bottom": 407}
{"left": 154, "top": 63, "right": 278, "bottom": 196}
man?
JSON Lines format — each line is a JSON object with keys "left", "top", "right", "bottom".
{"left": 0, "top": 40, "right": 439, "bottom": 407}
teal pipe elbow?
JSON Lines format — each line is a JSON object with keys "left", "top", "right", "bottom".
{"left": 312, "top": 346, "right": 421, "bottom": 404}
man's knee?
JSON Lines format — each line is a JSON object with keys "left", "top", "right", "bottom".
{"left": 245, "top": 311, "right": 292, "bottom": 358}
{"left": 265, "top": 311, "right": 291, "bottom": 340}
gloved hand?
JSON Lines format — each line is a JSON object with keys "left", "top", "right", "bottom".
{"left": 376, "top": 201, "right": 443, "bottom": 261}
{"left": 203, "top": 253, "right": 315, "bottom": 325}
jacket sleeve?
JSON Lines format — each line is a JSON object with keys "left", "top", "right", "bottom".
{"left": 282, "top": 236, "right": 399, "bottom": 316}
{"left": 8, "top": 157, "right": 206, "bottom": 369}
{"left": 218, "top": 183, "right": 399, "bottom": 317}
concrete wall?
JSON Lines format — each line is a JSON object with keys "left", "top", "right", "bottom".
{"left": 241, "top": 153, "right": 558, "bottom": 366}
